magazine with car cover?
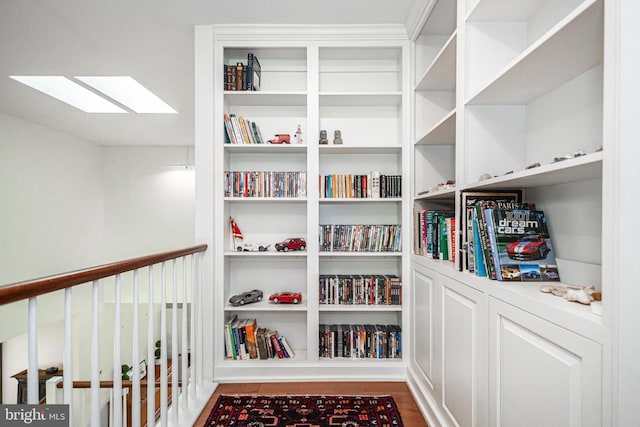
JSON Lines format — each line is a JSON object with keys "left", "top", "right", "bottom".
{"left": 487, "top": 203, "right": 560, "bottom": 282}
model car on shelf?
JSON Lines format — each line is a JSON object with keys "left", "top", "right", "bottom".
{"left": 269, "top": 291, "right": 302, "bottom": 304}
{"left": 229, "top": 289, "right": 263, "bottom": 306}
{"left": 506, "top": 234, "right": 549, "bottom": 260}
{"left": 268, "top": 134, "right": 290, "bottom": 144}
{"left": 236, "top": 242, "right": 271, "bottom": 252}
{"left": 275, "top": 237, "right": 306, "bottom": 252}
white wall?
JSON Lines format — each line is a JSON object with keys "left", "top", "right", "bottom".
{"left": 102, "top": 146, "right": 196, "bottom": 261}
{"left": 0, "top": 114, "right": 197, "bottom": 405}
{"left": 0, "top": 112, "right": 105, "bottom": 286}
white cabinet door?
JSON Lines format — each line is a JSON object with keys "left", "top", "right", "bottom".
{"left": 489, "top": 298, "right": 602, "bottom": 427}
{"left": 412, "top": 264, "right": 439, "bottom": 394}
{"left": 441, "top": 274, "right": 486, "bottom": 427}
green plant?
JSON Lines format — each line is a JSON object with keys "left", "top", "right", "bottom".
{"left": 121, "top": 364, "right": 132, "bottom": 381}
{"left": 155, "top": 340, "right": 161, "bottom": 359}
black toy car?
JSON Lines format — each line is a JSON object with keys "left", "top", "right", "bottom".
{"left": 229, "top": 289, "right": 263, "bottom": 306}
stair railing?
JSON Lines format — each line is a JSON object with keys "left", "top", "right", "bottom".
{"left": 0, "top": 244, "right": 209, "bottom": 427}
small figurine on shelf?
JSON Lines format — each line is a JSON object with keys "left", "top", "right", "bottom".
{"left": 294, "top": 125, "right": 303, "bottom": 144}
{"left": 319, "top": 130, "right": 328, "bottom": 145}
{"left": 333, "top": 130, "right": 343, "bottom": 144}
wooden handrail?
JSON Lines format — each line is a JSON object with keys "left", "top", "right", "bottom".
{"left": 0, "top": 244, "right": 207, "bottom": 306}
{"left": 55, "top": 379, "right": 182, "bottom": 389}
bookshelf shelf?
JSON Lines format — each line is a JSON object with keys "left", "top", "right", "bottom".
{"left": 319, "top": 145, "right": 402, "bottom": 155}
{"left": 224, "top": 91, "right": 308, "bottom": 106}
{"left": 465, "top": 0, "right": 602, "bottom": 105}
{"left": 225, "top": 300, "right": 308, "bottom": 312}
{"left": 414, "top": 187, "right": 456, "bottom": 201}
{"left": 318, "top": 305, "right": 402, "bottom": 312}
{"left": 319, "top": 92, "right": 403, "bottom": 106}
{"left": 319, "top": 198, "right": 401, "bottom": 203}
{"left": 414, "top": 108, "right": 456, "bottom": 146}
{"left": 463, "top": 151, "right": 603, "bottom": 190}
{"left": 224, "top": 197, "right": 308, "bottom": 203}
{"left": 224, "top": 251, "right": 307, "bottom": 258}
{"left": 224, "top": 144, "right": 307, "bottom": 153}
{"left": 415, "top": 31, "right": 457, "bottom": 92}
{"left": 319, "top": 252, "right": 402, "bottom": 258}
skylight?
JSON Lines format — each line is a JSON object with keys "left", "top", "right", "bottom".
{"left": 9, "top": 75, "right": 178, "bottom": 114}
{"left": 76, "top": 76, "right": 178, "bottom": 114}
{"left": 10, "top": 76, "right": 127, "bottom": 113}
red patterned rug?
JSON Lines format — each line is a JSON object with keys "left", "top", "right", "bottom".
{"left": 204, "top": 394, "right": 404, "bottom": 427}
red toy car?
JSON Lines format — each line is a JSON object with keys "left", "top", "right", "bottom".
{"left": 275, "top": 237, "right": 306, "bottom": 252}
{"left": 269, "top": 292, "right": 302, "bottom": 304}
{"left": 268, "top": 134, "right": 290, "bottom": 144}
{"left": 506, "top": 235, "right": 549, "bottom": 260}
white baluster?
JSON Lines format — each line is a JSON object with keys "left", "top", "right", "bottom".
{"left": 132, "top": 269, "right": 141, "bottom": 427}
{"left": 189, "top": 254, "right": 197, "bottom": 398}
{"left": 64, "top": 287, "right": 73, "bottom": 426}
{"left": 27, "top": 297, "right": 38, "bottom": 404}
{"left": 91, "top": 280, "right": 100, "bottom": 427}
{"left": 171, "top": 259, "right": 179, "bottom": 424}
{"left": 113, "top": 274, "right": 122, "bottom": 426}
{"left": 147, "top": 266, "right": 155, "bottom": 426}
{"left": 160, "top": 262, "right": 168, "bottom": 427}
{"left": 197, "top": 252, "right": 204, "bottom": 387}
{"left": 181, "top": 256, "right": 189, "bottom": 409}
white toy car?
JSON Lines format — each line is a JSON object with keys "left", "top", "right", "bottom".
{"left": 236, "top": 242, "right": 271, "bottom": 252}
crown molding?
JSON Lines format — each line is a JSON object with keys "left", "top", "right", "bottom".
{"left": 209, "top": 24, "right": 409, "bottom": 42}
{"left": 406, "top": 0, "right": 438, "bottom": 41}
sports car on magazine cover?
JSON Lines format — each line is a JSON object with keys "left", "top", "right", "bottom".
{"left": 506, "top": 235, "right": 549, "bottom": 260}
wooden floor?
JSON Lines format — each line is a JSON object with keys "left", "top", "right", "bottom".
{"left": 194, "top": 381, "right": 428, "bottom": 426}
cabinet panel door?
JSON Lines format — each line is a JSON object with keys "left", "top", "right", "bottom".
{"left": 441, "top": 275, "right": 485, "bottom": 427}
{"left": 412, "top": 265, "right": 437, "bottom": 391}
{"left": 489, "top": 298, "right": 602, "bottom": 427}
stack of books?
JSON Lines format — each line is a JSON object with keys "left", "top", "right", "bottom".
{"left": 224, "top": 52, "right": 261, "bottom": 91}
{"left": 223, "top": 113, "right": 265, "bottom": 144}
{"left": 224, "top": 316, "right": 295, "bottom": 360}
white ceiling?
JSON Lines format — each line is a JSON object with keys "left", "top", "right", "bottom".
{"left": 0, "top": 0, "right": 423, "bottom": 146}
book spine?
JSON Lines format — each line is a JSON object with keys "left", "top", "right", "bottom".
{"left": 235, "top": 62, "right": 244, "bottom": 91}
{"left": 246, "top": 53, "right": 254, "bottom": 91}
{"left": 475, "top": 203, "right": 496, "bottom": 279}
{"left": 270, "top": 333, "right": 285, "bottom": 358}
{"left": 485, "top": 208, "right": 502, "bottom": 280}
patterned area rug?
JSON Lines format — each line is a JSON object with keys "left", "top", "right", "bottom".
{"left": 204, "top": 394, "right": 404, "bottom": 427}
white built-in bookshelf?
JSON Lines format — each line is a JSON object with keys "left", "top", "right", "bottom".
{"left": 409, "top": 1, "right": 610, "bottom": 426}
{"left": 196, "top": 26, "right": 411, "bottom": 381}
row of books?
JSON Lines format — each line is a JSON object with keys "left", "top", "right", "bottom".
{"left": 413, "top": 210, "right": 456, "bottom": 261}
{"left": 467, "top": 193, "right": 561, "bottom": 282}
{"left": 224, "top": 171, "right": 307, "bottom": 198}
{"left": 319, "top": 173, "right": 401, "bottom": 199}
{"left": 319, "top": 224, "right": 402, "bottom": 252}
{"left": 224, "top": 113, "right": 266, "bottom": 144}
{"left": 319, "top": 324, "right": 402, "bottom": 359}
{"left": 319, "top": 274, "right": 402, "bottom": 305}
{"left": 224, "top": 52, "right": 261, "bottom": 91}
{"left": 224, "top": 316, "right": 295, "bottom": 360}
